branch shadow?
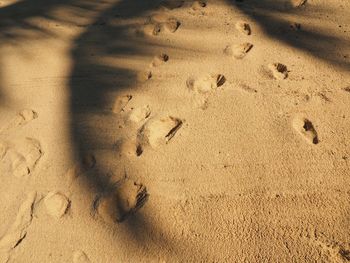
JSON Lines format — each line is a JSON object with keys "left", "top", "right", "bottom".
{"left": 0, "top": 0, "right": 203, "bottom": 260}
{"left": 226, "top": 0, "right": 350, "bottom": 69}
{"left": 68, "top": 0, "right": 206, "bottom": 260}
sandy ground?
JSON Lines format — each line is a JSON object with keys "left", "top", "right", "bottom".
{"left": 0, "top": 0, "right": 350, "bottom": 262}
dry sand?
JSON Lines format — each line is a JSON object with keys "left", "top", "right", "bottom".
{"left": 0, "top": 0, "right": 350, "bottom": 262}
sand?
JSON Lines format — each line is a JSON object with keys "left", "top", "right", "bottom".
{"left": 0, "top": 0, "right": 349, "bottom": 262}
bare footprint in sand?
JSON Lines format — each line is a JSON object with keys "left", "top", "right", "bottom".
{"left": 0, "top": 109, "right": 38, "bottom": 133}
{"left": 2, "top": 138, "right": 43, "bottom": 178}
{"left": 73, "top": 250, "right": 91, "bottom": 263}
{"left": 235, "top": 21, "right": 251, "bottom": 35}
{"left": 0, "top": 192, "right": 36, "bottom": 262}
{"left": 224, "top": 42, "right": 253, "bottom": 59}
{"left": 44, "top": 192, "right": 70, "bottom": 219}
{"left": 268, "top": 63, "right": 288, "bottom": 80}
{"left": 112, "top": 95, "right": 132, "bottom": 114}
{"left": 136, "top": 116, "right": 183, "bottom": 155}
{"left": 151, "top": 53, "right": 169, "bottom": 67}
{"left": 94, "top": 178, "right": 148, "bottom": 222}
{"left": 187, "top": 74, "right": 226, "bottom": 94}
{"left": 293, "top": 117, "right": 319, "bottom": 145}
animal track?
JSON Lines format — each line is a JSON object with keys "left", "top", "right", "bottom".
{"left": 112, "top": 95, "right": 132, "bottom": 114}
{"left": 186, "top": 74, "right": 226, "bottom": 94}
{"left": 0, "top": 109, "right": 38, "bottom": 133}
{"left": 268, "top": 63, "right": 288, "bottom": 80}
{"left": 94, "top": 178, "right": 148, "bottom": 222}
{"left": 44, "top": 192, "right": 70, "bottom": 219}
{"left": 293, "top": 117, "right": 319, "bottom": 145}
{"left": 235, "top": 21, "right": 251, "bottom": 35}
{"left": 224, "top": 42, "right": 253, "bottom": 59}
{"left": 151, "top": 53, "right": 169, "bottom": 67}
{"left": 136, "top": 116, "right": 183, "bottom": 155}
{"left": 0, "top": 192, "right": 36, "bottom": 262}
{"left": 1, "top": 138, "right": 42, "bottom": 178}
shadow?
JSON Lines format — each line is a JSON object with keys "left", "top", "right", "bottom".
{"left": 68, "top": 0, "right": 201, "bottom": 259}
{"left": 68, "top": 0, "right": 158, "bottom": 192}
{"left": 1, "top": 0, "right": 348, "bottom": 260}
{"left": 226, "top": 0, "right": 350, "bottom": 69}
{"left": 0, "top": 0, "right": 194, "bottom": 259}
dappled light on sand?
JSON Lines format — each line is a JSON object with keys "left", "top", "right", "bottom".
{"left": 0, "top": 0, "right": 349, "bottom": 262}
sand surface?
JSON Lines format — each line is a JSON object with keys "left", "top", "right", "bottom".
{"left": 0, "top": 0, "right": 350, "bottom": 262}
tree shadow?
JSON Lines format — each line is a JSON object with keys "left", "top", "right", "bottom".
{"left": 68, "top": 0, "right": 205, "bottom": 260}
{"left": 226, "top": 0, "right": 350, "bottom": 69}
{"left": 1, "top": 0, "right": 348, "bottom": 260}
{"left": 0, "top": 0, "right": 200, "bottom": 260}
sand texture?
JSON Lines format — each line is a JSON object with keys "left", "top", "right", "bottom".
{"left": 0, "top": 0, "right": 349, "bottom": 262}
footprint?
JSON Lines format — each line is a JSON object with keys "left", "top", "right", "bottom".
{"left": 151, "top": 53, "right": 169, "bottom": 67}
{"left": 112, "top": 95, "right": 132, "bottom": 114}
{"left": 235, "top": 21, "right": 251, "bottom": 35}
{"left": 73, "top": 250, "right": 91, "bottom": 263}
{"left": 137, "top": 70, "right": 152, "bottom": 82}
{"left": 143, "top": 23, "right": 162, "bottom": 36}
{"left": 115, "top": 138, "right": 138, "bottom": 157}
{"left": 0, "top": 192, "right": 36, "bottom": 262}
{"left": 224, "top": 42, "right": 253, "bottom": 59}
{"left": 293, "top": 117, "right": 319, "bottom": 145}
{"left": 136, "top": 116, "right": 183, "bottom": 155}
{"left": 291, "top": 0, "right": 307, "bottom": 7}
{"left": 66, "top": 153, "right": 96, "bottom": 184}
{"left": 44, "top": 192, "right": 70, "bottom": 219}
{"left": 4, "top": 138, "right": 42, "bottom": 178}
{"left": 127, "top": 105, "right": 151, "bottom": 124}
{"left": 163, "top": 18, "right": 181, "bottom": 33}
{"left": 0, "top": 109, "right": 38, "bottom": 133}
{"left": 187, "top": 74, "right": 226, "bottom": 94}
{"left": 268, "top": 63, "right": 288, "bottom": 80}
{"left": 94, "top": 178, "right": 148, "bottom": 222}
{"left": 192, "top": 1, "right": 207, "bottom": 10}
{"left": 160, "top": 0, "right": 185, "bottom": 10}
{"left": 143, "top": 16, "right": 180, "bottom": 36}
